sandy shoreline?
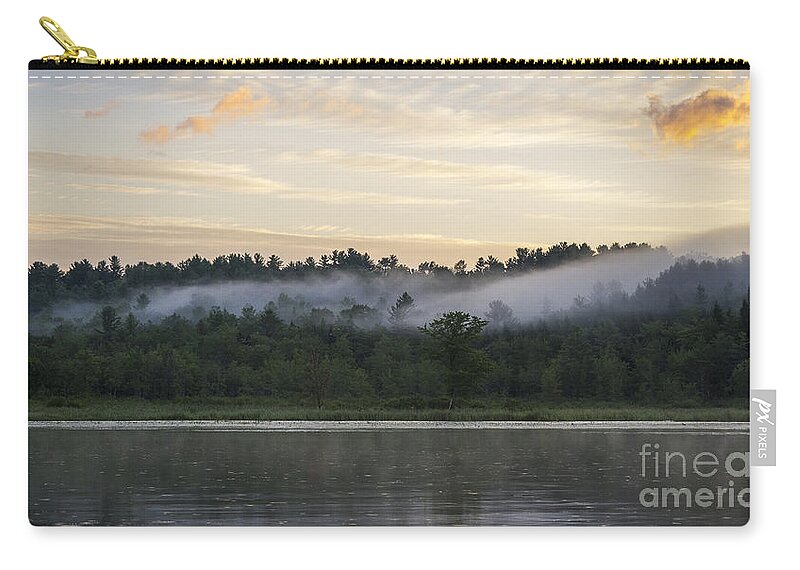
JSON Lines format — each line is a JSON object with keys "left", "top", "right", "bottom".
{"left": 28, "top": 420, "right": 749, "bottom": 432}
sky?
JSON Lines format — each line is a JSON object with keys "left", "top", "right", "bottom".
{"left": 28, "top": 69, "right": 750, "bottom": 268}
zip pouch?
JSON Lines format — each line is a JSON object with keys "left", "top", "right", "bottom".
{"left": 28, "top": 17, "right": 751, "bottom": 526}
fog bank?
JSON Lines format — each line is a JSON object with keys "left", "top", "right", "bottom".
{"left": 43, "top": 249, "right": 675, "bottom": 328}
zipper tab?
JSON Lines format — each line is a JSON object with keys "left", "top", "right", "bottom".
{"left": 39, "top": 16, "right": 98, "bottom": 65}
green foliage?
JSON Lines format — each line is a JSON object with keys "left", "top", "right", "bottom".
{"left": 28, "top": 252, "right": 750, "bottom": 412}
{"left": 540, "top": 363, "right": 562, "bottom": 402}
{"left": 420, "top": 311, "right": 488, "bottom": 404}
{"left": 730, "top": 358, "right": 749, "bottom": 394}
{"left": 28, "top": 397, "right": 749, "bottom": 422}
{"left": 28, "top": 290, "right": 750, "bottom": 407}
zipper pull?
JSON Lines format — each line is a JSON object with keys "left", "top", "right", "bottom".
{"left": 39, "top": 16, "right": 98, "bottom": 64}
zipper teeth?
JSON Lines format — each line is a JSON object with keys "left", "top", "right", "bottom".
{"left": 30, "top": 57, "right": 750, "bottom": 70}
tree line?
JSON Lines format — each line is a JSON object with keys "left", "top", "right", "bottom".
{"left": 29, "top": 253, "right": 750, "bottom": 408}
{"left": 29, "top": 241, "right": 663, "bottom": 312}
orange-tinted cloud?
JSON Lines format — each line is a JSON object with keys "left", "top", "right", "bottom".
{"left": 140, "top": 87, "right": 269, "bottom": 143}
{"left": 84, "top": 100, "right": 117, "bottom": 119}
{"left": 140, "top": 125, "right": 172, "bottom": 144}
{"left": 645, "top": 84, "right": 749, "bottom": 145}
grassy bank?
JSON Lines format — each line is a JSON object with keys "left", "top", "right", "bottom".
{"left": 29, "top": 397, "right": 749, "bottom": 422}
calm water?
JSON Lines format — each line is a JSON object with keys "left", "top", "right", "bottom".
{"left": 29, "top": 427, "right": 749, "bottom": 526}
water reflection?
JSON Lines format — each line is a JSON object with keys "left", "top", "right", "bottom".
{"left": 29, "top": 429, "right": 749, "bottom": 526}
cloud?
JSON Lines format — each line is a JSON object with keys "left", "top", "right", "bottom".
{"left": 280, "top": 149, "right": 609, "bottom": 193}
{"left": 29, "top": 151, "right": 287, "bottom": 195}
{"left": 287, "top": 188, "right": 469, "bottom": 206}
{"left": 127, "top": 73, "right": 646, "bottom": 152}
{"left": 664, "top": 224, "right": 749, "bottom": 258}
{"left": 28, "top": 214, "right": 487, "bottom": 247}
{"left": 140, "top": 125, "right": 172, "bottom": 144}
{"left": 65, "top": 183, "right": 201, "bottom": 197}
{"left": 140, "top": 87, "right": 269, "bottom": 143}
{"left": 299, "top": 225, "right": 352, "bottom": 234}
{"left": 245, "top": 77, "right": 627, "bottom": 150}
{"left": 645, "top": 83, "right": 749, "bottom": 145}
{"left": 29, "top": 150, "right": 471, "bottom": 206}
{"left": 84, "top": 100, "right": 117, "bottom": 119}
{"left": 66, "top": 183, "right": 164, "bottom": 195}
{"left": 28, "top": 214, "right": 515, "bottom": 269}
{"left": 28, "top": 151, "right": 473, "bottom": 206}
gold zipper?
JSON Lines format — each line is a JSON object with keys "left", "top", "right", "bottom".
{"left": 33, "top": 16, "right": 749, "bottom": 70}
{"left": 38, "top": 17, "right": 98, "bottom": 65}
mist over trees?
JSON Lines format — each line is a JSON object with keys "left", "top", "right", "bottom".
{"left": 30, "top": 242, "right": 683, "bottom": 333}
{"left": 29, "top": 241, "right": 665, "bottom": 313}
{"left": 388, "top": 292, "right": 416, "bottom": 327}
{"left": 28, "top": 243, "right": 750, "bottom": 408}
